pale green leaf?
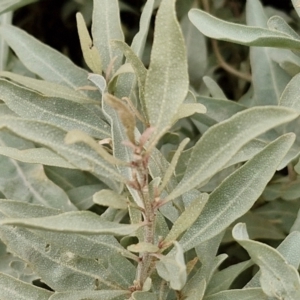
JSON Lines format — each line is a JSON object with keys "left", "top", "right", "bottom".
{"left": 49, "top": 290, "right": 129, "bottom": 300}
{"left": 0, "top": 71, "right": 97, "bottom": 104}
{"left": 181, "top": 13, "right": 207, "bottom": 88}
{"left": 280, "top": 73, "right": 300, "bottom": 111}
{"left": 0, "top": 79, "right": 110, "bottom": 139}
{"left": 205, "top": 288, "right": 268, "bottom": 300}
{"left": 268, "top": 15, "right": 300, "bottom": 39}
{"left": 0, "top": 272, "right": 53, "bottom": 300}
{"left": 203, "top": 76, "right": 227, "bottom": 99}
{"left": 0, "top": 131, "right": 76, "bottom": 211}
{"left": 207, "top": 260, "right": 253, "bottom": 295}
{"left": 183, "top": 279, "right": 206, "bottom": 300}
{"left": 162, "top": 193, "right": 209, "bottom": 248}
{"left": 172, "top": 103, "right": 206, "bottom": 122}
{"left": 0, "top": 225, "right": 124, "bottom": 291}
{"left": 233, "top": 223, "right": 300, "bottom": 299}
{"left": 132, "top": 291, "right": 158, "bottom": 300}
{"left": 93, "top": 189, "right": 128, "bottom": 209}
{"left": 0, "top": 25, "right": 93, "bottom": 94}
{"left": 127, "top": 242, "right": 159, "bottom": 253}
{"left": 111, "top": 40, "right": 147, "bottom": 117}
{"left": 0, "top": 0, "right": 38, "bottom": 15}
{"left": 144, "top": 0, "right": 189, "bottom": 140}
{"left": 156, "top": 242, "right": 186, "bottom": 290}
{"left": 246, "top": 0, "right": 291, "bottom": 106}
{"left": 167, "top": 107, "right": 298, "bottom": 201}
{"left": 178, "top": 133, "right": 295, "bottom": 252}
{"left": 131, "top": 0, "right": 155, "bottom": 58}
{"left": 92, "top": 0, "right": 124, "bottom": 75}
{"left": 188, "top": 8, "right": 300, "bottom": 49}
{"left": 0, "top": 12, "right": 11, "bottom": 70}
{"left": 76, "top": 12, "right": 102, "bottom": 74}
{"left": 0, "top": 146, "right": 75, "bottom": 169}
{"left": 158, "top": 138, "right": 190, "bottom": 194}
{"left": 0, "top": 200, "right": 136, "bottom": 260}
{"left": 65, "top": 129, "right": 126, "bottom": 166}
{"left": 2, "top": 211, "right": 143, "bottom": 235}
{"left": 67, "top": 184, "right": 105, "bottom": 210}
{"left": 0, "top": 116, "right": 124, "bottom": 189}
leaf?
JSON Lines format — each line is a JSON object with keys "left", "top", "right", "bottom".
{"left": 65, "top": 129, "right": 126, "bottom": 166}
{"left": 0, "top": 272, "right": 53, "bottom": 300}
{"left": 0, "top": 200, "right": 136, "bottom": 260}
{"left": 0, "top": 131, "right": 76, "bottom": 211}
{"left": 0, "top": 116, "right": 125, "bottom": 189}
{"left": 2, "top": 211, "right": 143, "bottom": 236}
{"left": 144, "top": 0, "right": 189, "bottom": 141}
{"left": 0, "top": 146, "right": 75, "bottom": 169}
{"left": 92, "top": 0, "right": 124, "bottom": 75}
{"left": 203, "top": 76, "right": 227, "bottom": 99}
{"left": 93, "top": 189, "right": 128, "bottom": 209}
{"left": 178, "top": 133, "right": 295, "bottom": 252}
{"left": 127, "top": 242, "right": 159, "bottom": 253}
{"left": 111, "top": 40, "right": 147, "bottom": 117}
{"left": 188, "top": 8, "right": 300, "bottom": 49}
{"left": 0, "top": 12, "right": 11, "bottom": 70}
{"left": 172, "top": 103, "right": 206, "bottom": 123}
{"left": 166, "top": 107, "right": 298, "bottom": 201}
{"left": 132, "top": 291, "right": 158, "bottom": 300}
{"left": 0, "top": 25, "right": 93, "bottom": 95}
{"left": 183, "top": 279, "right": 206, "bottom": 300}
{"left": 0, "top": 71, "right": 98, "bottom": 104}
{"left": 0, "top": 225, "right": 124, "bottom": 291}
{"left": 280, "top": 73, "right": 300, "bottom": 111}
{"left": 292, "top": 0, "right": 300, "bottom": 19}
{"left": 233, "top": 223, "right": 300, "bottom": 299}
{"left": 0, "top": 79, "right": 110, "bottom": 139}
{"left": 181, "top": 13, "right": 207, "bottom": 88}
{"left": 104, "top": 93, "right": 136, "bottom": 144}
{"left": 162, "top": 193, "right": 209, "bottom": 248}
{"left": 76, "top": 12, "right": 102, "bottom": 74}
{"left": 205, "top": 288, "right": 268, "bottom": 300}
{"left": 156, "top": 242, "right": 187, "bottom": 290}
{"left": 130, "top": 0, "right": 155, "bottom": 58}
{"left": 158, "top": 138, "right": 190, "bottom": 194}
{"left": 49, "top": 290, "right": 130, "bottom": 300}
{"left": 246, "top": 0, "right": 291, "bottom": 106}
{"left": 268, "top": 15, "right": 300, "bottom": 39}
{"left": 0, "top": 0, "right": 38, "bottom": 15}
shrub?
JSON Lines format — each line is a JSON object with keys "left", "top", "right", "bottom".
{"left": 0, "top": 0, "right": 300, "bottom": 299}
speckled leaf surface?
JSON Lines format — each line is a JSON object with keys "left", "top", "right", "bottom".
{"left": 178, "top": 133, "right": 295, "bottom": 252}
{"left": 144, "top": 0, "right": 189, "bottom": 138}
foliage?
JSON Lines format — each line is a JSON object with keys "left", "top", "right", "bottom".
{"left": 0, "top": 0, "right": 300, "bottom": 299}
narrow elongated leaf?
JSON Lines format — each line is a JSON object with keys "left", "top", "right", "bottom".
{"left": 0, "top": 200, "right": 137, "bottom": 260}
{"left": 268, "top": 15, "right": 300, "bottom": 39}
{"left": 0, "top": 131, "right": 76, "bottom": 211}
{"left": 162, "top": 193, "right": 208, "bottom": 248}
{"left": 188, "top": 9, "right": 300, "bottom": 49}
{"left": 131, "top": 0, "right": 155, "bottom": 58}
{"left": 233, "top": 223, "right": 300, "bottom": 299}
{"left": 167, "top": 107, "right": 298, "bottom": 201}
{"left": 144, "top": 0, "right": 189, "bottom": 139}
{"left": 0, "top": 79, "right": 110, "bottom": 139}
{"left": 132, "top": 291, "right": 158, "bottom": 300}
{"left": 92, "top": 0, "right": 124, "bottom": 74}
{"left": 127, "top": 242, "right": 159, "bottom": 253}
{"left": 0, "top": 272, "right": 53, "bottom": 300}
{"left": 156, "top": 242, "right": 186, "bottom": 290}
{"left": 179, "top": 133, "right": 295, "bottom": 252}
{"left": 247, "top": 0, "right": 291, "bottom": 106}
{"left": 0, "top": 146, "right": 75, "bottom": 168}
{"left": 0, "top": 116, "right": 125, "bottom": 189}
{"left": 280, "top": 73, "right": 300, "bottom": 111}
{"left": 0, "top": 71, "right": 97, "bottom": 104}
{"left": 2, "top": 211, "right": 143, "bottom": 235}
{"left": 205, "top": 288, "right": 268, "bottom": 300}
{"left": 76, "top": 12, "right": 102, "bottom": 74}
{"left": 172, "top": 103, "right": 206, "bottom": 123}
{"left": 0, "top": 226, "right": 123, "bottom": 291}
{"left": 0, "top": 25, "right": 93, "bottom": 93}
{"left": 49, "top": 290, "right": 130, "bottom": 300}
{"left": 93, "top": 189, "right": 128, "bottom": 209}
